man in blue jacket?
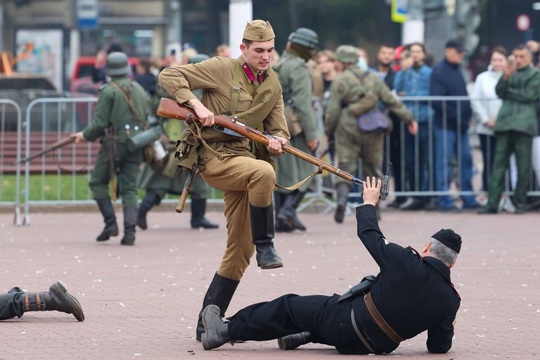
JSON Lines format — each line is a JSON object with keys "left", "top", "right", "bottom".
{"left": 430, "top": 39, "right": 479, "bottom": 211}
{"left": 200, "top": 177, "right": 462, "bottom": 355}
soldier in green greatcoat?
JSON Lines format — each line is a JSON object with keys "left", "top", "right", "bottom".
{"left": 137, "top": 54, "right": 218, "bottom": 230}
{"left": 273, "top": 28, "right": 320, "bottom": 232}
{"left": 325, "top": 45, "right": 417, "bottom": 223}
{"left": 71, "top": 52, "right": 150, "bottom": 246}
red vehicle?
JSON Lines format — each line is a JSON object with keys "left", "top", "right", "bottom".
{"left": 70, "top": 56, "right": 139, "bottom": 96}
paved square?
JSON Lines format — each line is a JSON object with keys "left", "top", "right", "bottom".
{"left": 0, "top": 206, "right": 538, "bottom": 359}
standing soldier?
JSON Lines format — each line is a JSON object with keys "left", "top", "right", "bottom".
{"left": 71, "top": 52, "right": 151, "bottom": 246}
{"left": 137, "top": 54, "right": 219, "bottom": 230}
{"left": 273, "top": 28, "right": 320, "bottom": 232}
{"left": 325, "top": 45, "right": 417, "bottom": 223}
{"left": 158, "top": 20, "right": 290, "bottom": 342}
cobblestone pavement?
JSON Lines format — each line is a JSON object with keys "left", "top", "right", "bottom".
{"left": 0, "top": 206, "right": 538, "bottom": 360}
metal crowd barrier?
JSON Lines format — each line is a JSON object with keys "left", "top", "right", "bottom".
{"left": 0, "top": 99, "right": 23, "bottom": 225}
{"left": 2, "top": 95, "right": 539, "bottom": 224}
{"left": 300, "top": 95, "right": 540, "bottom": 213}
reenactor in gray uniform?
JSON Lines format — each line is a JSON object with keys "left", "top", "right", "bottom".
{"left": 273, "top": 28, "right": 320, "bottom": 232}
{"left": 0, "top": 281, "right": 84, "bottom": 321}
{"left": 325, "top": 46, "right": 417, "bottom": 223}
{"left": 71, "top": 52, "right": 151, "bottom": 245}
{"left": 137, "top": 54, "right": 218, "bottom": 230}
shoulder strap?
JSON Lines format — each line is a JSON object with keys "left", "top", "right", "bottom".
{"left": 110, "top": 81, "right": 146, "bottom": 126}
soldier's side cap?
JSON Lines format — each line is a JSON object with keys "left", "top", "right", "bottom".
{"left": 432, "top": 229, "right": 462, "bottom": 254}
{"left": 243, "top": 19, "right": 275, "bottom": 41}
{"left": 335, "top": 45, "right": 359, "bottom": 64}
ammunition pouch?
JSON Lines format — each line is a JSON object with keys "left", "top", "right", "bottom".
{"left": 175, "top": 129, "right": 201, "bottom": 171}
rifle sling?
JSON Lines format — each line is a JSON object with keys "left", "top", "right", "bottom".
{"left": 110, "top": 82, "right": 146, "bottom": 126}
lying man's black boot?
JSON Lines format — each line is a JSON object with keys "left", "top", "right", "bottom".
{"left": 24, "top": 280, "right": 85, "bottom": 321}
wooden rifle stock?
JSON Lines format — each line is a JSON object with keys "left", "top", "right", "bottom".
{"left": 157, "top": 97, "right": 391, "bottom": 200}
{"left": 11, "top": 136, "right": 76, "bottom": 166}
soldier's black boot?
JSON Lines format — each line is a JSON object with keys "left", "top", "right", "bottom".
{"left": 201, "top": 305, "right": 231, "bottom": 350}
{"left": 190, "top": 199, "right": 219, "bottom": 229}
{"left": 251, "top": 203, "right": 283, "bottom": 269}
{"left": 137, "top": 191, "right": 161, "bottom": 230}
{"left": 195, "top": 273, "right": 239, "bottom": 342}
{"left": 96, "top": 198, "right": 119, "bottom": 241}
{"left": 274, "top": 192, "right": 293, "bottom": 233}
{"left": 121, "top": 205, "right": 138, "bottom": 246}
{"left": 278, "top": 331, "right": 312, "bottom": 350}
{"left": 334, "top": 183, "right": 350, "bottom": 224}
{"left": 23, "top": 280, "right": 85, "bottom": 321}
{"left": 277, "top": 190, "right": 307, "bottom": 231}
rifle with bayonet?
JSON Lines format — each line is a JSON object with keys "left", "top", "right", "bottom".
{"left": 156, "top": 97, "right": 391, "bottom": 208}
{"left": 10, "top": 136, "right": 76, "bottom": 166}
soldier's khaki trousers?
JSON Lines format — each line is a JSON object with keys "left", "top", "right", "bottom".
{"left": 201, "top": 155, "right": 276, "bottom": 280}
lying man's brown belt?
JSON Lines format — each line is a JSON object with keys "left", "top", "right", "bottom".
{"left": 363, "top": 292, "right": 405, "bottom": 344}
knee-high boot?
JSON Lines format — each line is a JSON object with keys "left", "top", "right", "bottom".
{"left": 121, "top": 205, "right": 138, "bottom": 246}
{"left": 137, "top": 191, "right": 161, "bottom": 230}
{"left": 195, "top": 273, "right": 239, "bottom": 342}
{"left": 22, "top": 280, "right": 84, "bottom": 321}
{"left": 251, "top": 203, "right": 283, "bottom": 269}
{"left": 334, "top": 183, "right": 350, "bottom": 224}
{"left": 96, "top": 198, "right": 118, "bottom": 241}
{"left": 277, "top": 190, "right": 307, "bottom": 231}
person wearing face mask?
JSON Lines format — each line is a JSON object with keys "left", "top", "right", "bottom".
{"left": 470, "top": 46, "right": 508, "bottom": 200}
{"left": 478, "top": 44, "right": 540, "bottom": 214}
{"left": 158, "top": 19, "right": 290, "bottom": 342}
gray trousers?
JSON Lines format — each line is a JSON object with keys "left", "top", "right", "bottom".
{"left": 0, "top": 287, "right": 24, "bottom": 320}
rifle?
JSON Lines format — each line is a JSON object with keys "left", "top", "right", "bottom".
{"left": 10, "top": 136, "right": 76, "bottom": 166}
{"left": 157, "top": 97, "right": 391, "bottom": 200}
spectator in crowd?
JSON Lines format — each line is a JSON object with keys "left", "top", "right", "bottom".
{"left": 430, "top": 39, "right": 479, "bottom": 212}
{"left": 134, "top": 57, "right": 157, "bottom": 96}
{"left": 357, "top": 47, "right": 370, "bottom": 70}
{"left": 315, "top": 50, "right": 338, "bottom": 111}
{"left": 325, "top": 45, "right": 417, "bottom": 223}
{"left": 215, "top": 44, "right": 231, "bottom": 57}
{"left": 92, "top": 43, "right": 123, "bottom": 84}
{"left": 470, "top": 46, "right": 507, "bottom": 197}
{"left": 479, "top": 45, "right": 540, "bottom": 214}
{"left": 394, "top": 42, "right": 434, "bottom": 211}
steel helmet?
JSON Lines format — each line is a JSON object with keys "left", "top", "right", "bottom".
{"left": 288, "top": 28, "right": 319, "bottom": 49}
{"left": 105, "top": 52, "right": 130, "bottom": 76}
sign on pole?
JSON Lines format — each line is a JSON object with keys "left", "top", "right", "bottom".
{"left": 391, "top": 0, "right": 408, "bottom": 23}
{"left": 77, "top": 0, "right": 99, "bottom": 29}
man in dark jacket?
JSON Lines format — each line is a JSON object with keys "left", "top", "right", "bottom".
{"left": 200, "top": 177, "right": 462, "bottom": 355}
{"left": 430, "top": 39, "right": 479, "bottom": 211}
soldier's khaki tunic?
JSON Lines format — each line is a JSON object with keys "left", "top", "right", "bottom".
{"left": 159, "top": 56, "right": 290, "bottom": 280}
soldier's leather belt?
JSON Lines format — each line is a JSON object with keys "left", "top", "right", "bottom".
{"left": 364, "top": 292, "right": 404, "bottom": 344}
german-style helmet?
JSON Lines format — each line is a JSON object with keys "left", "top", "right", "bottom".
{"left": 288, "top": 28, "right": 319, "bottom": 49}
{"left": 105, "top": 52, "right": 130, "bottom": 76}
